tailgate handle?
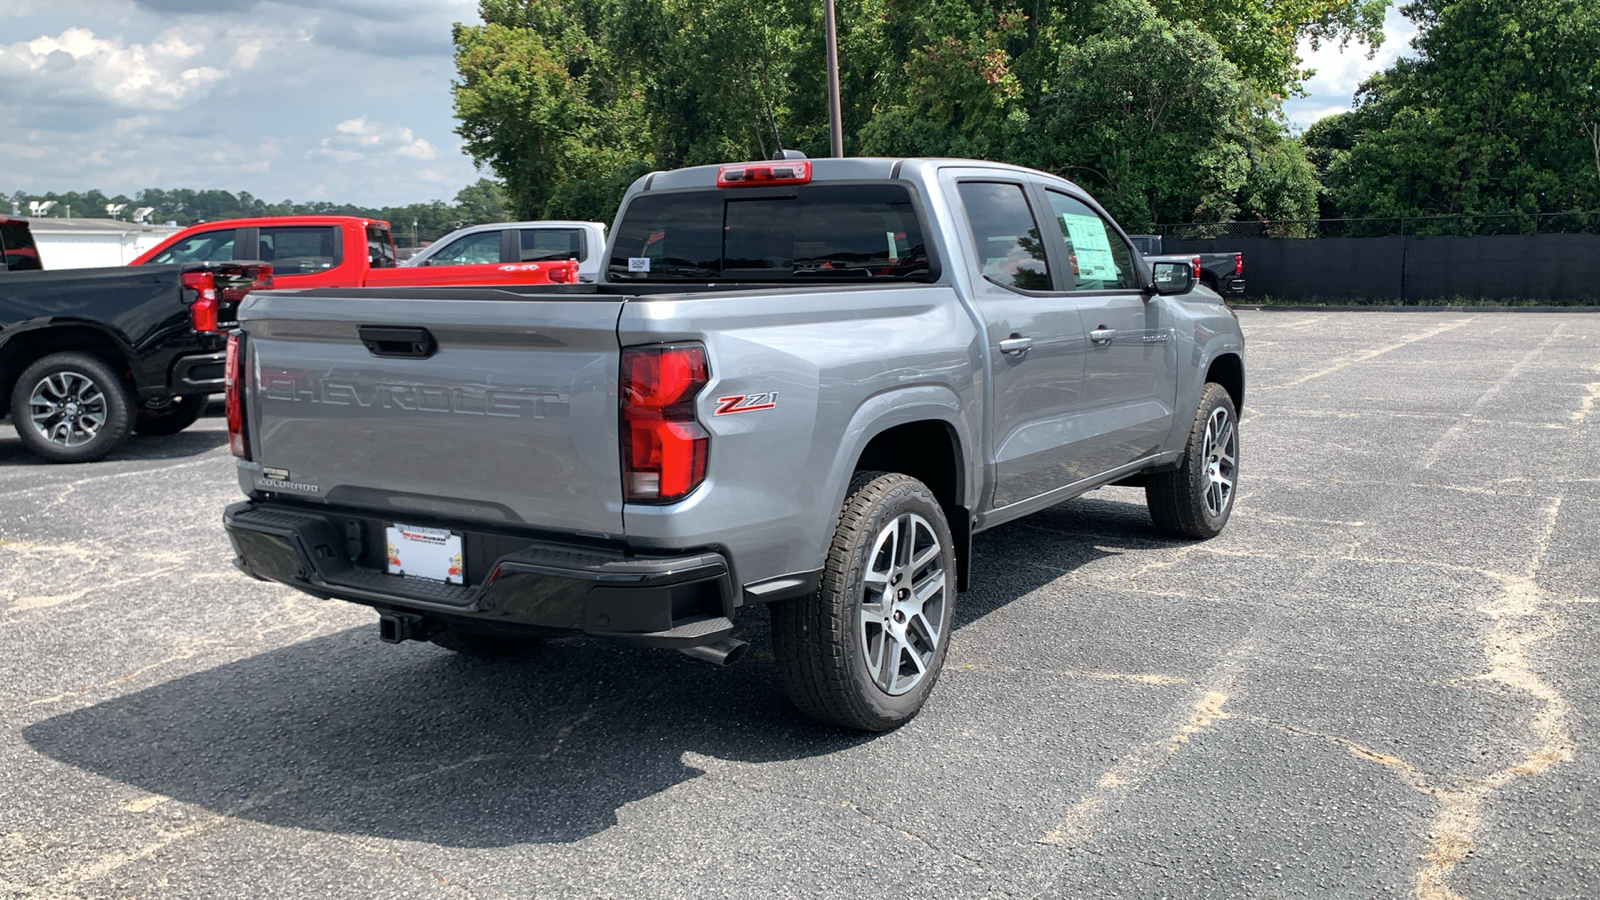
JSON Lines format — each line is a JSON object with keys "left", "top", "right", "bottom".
{"left": 359, "top": 325, "right": 437, "bottom": 359}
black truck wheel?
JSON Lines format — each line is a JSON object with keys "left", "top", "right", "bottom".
{"left": 134, "top": 394, "right": 208, "bottom": 436}
{"left": 771, "top": 471, "right": 957, "bottom": 732}
{"left": 1146, "top": 382, "right": 1239, "bottom": 538}
{"left": 10, "top": 353, "right": 136, "bottom": 464}
{"left": 429, "top": 627, "right": 541, "bottom": 658}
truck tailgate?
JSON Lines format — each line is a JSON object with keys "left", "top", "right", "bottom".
{"left": 239, "top": 290, "right": 627, "bottom": 535}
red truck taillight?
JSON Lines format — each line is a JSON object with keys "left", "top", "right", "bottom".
{"left": 620, "top": 344, "right": 709, "bottom": 503}
{"left": 1234, "top": 253, "right": 1243, "bottom": 276}
{"left": 183, "top": 270, "right": 219, "bottom": 332}
{"left": 224, "top": 332, "right": 248, "bottom": 459}
{"left": 1190, "top": 256, "right": 1202, "bottom": 279}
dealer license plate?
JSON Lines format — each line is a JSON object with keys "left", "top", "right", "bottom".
{"left": 385, "top": 523, "right": 464, "bottom": 585}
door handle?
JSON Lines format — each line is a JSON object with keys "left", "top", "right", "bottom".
{"left": 998, "top": 336, "right": 1034, "bottom": 356}
{"left": 1089, "top": 328, "right": 1117, "bottom": 345}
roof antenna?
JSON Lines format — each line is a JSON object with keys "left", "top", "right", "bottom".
{"left": 762, "top": 95, "right": 788, "bottom": 161}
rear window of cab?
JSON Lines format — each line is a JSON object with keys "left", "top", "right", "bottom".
{"left": 608, "top": 183, "right": 933, "bottom": 283}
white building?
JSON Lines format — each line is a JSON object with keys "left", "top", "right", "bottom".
{"left": 27, "top": 218, "right": 181, "bottom": 269}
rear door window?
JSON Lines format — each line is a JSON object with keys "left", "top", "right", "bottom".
{"left": 428, "top": 231, "right": 502, "bottom": 266}
{"left": 955, "top": 182, "right": 1051, "bottom": 291}
{"left": 367, "top": 224, "right": 396, "bottom": 269}
{"left": 257, "top": 226, "right": 339, "bottom": 275}
{"left": 147, "top": 229, "right": 236, "bottom": 265}
{"left": 520, "top": 228, "right": 585, "bottom": 262}
{"left": 609, "top": 183, "right": 933, "bottom": 282}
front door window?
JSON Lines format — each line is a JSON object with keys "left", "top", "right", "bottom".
{"left": 429, "top": 231, "right": 502, "bottom": 266}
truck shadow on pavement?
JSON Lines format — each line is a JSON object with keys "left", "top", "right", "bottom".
{"left": 0, "top": 399, "right": 228, "bottom": 465}
{"left": 0, "top": 430, "right": 229, "bottom": 465}
{"left": 23, "top": 494, "right": 1183, "bottom": 848}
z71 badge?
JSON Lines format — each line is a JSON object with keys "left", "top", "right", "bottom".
{"left": 714, "top": 392, "right": 778, "bottom": 416}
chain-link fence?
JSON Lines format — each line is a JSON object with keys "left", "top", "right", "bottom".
{"left": 1154, "top": 211, "right": 1600, "bottom": 241}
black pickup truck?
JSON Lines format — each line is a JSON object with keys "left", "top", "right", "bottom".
{"left": 1129, "top": 234, "right": 1244, "bottom": 297}
{"left": 1, "top": 216, "right": 271, "bottom": 463}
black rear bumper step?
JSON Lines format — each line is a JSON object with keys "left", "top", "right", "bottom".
{"left": 223, "top": 501, "right": 736, "bottom": 649}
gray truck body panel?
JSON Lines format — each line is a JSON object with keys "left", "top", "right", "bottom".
{"left": 229, "top": 157, "right": 1243, "bottom": 635}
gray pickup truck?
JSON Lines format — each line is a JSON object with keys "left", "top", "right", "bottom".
{"left": 222, "top": 157, "right": 1245, "bottom": 731}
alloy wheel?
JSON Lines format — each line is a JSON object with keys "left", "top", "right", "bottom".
{"left": 1201, "top": 406, "right": 1236, "bottom": 518}
{"left": 858, "top": 512, "right": 947, "bottom": 696}
{"left": 28, "top": 372, "right": 108, "bottom": 448}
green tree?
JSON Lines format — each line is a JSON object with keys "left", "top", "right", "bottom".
{"left": 453, "top": 178, "right": 510, "bottom": 223}
{"left": 1317, "top": 0, "right": 1600, "bottom": 228}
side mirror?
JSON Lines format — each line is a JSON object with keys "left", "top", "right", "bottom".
{"left": 1149, "top": 260, "right": 1194, "bottom": 296}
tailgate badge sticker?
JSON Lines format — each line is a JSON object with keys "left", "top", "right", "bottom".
{"left": 258, "top": 468, "right": 320, "bottom": 493}
{"left": 715, "top": 392, "right": 778, "bottom": 416}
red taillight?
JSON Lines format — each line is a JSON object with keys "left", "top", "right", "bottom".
{"left": 717, "top": 160, "right": 812, "bottom": 188}
{"left": 1234, "top": 253, "right": 1243, "bottom": 276}
{"left": 224, "top": 332, "right": 248, "bottom": 459}
{"left": 183, "top": 270, "right": 218, "bottom": 332}
{"left": 1190, "top": 256, "right": 1202, "bottom": 279}
{"left": 621, "top": 344, "right": 709, "bottom": 503}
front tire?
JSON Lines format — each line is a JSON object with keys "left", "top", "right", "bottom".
{"left": 10, "top": 353, "right": 136, "bottom": 464}
{"left": 1146, "top": 382, "right": 1239, "bottom": 538}
{"left": 134, "top": 394, "right": 208, "bottom": 436}
{"left": 771, "top": 472, "right": 957, "bottom": 732}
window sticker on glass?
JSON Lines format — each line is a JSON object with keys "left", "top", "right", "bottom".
{"left": 629, "top": 257, "right": 651, "bottom": 272}
{"left": 1059, "top": 213, "right": 1120, "bottom": 282}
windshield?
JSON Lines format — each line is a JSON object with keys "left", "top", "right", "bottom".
{"left": 608, "top": 183, "right": 933, "bottom": 283}
{"left": 149, "top": 230, "right": 235, "bottom": 265}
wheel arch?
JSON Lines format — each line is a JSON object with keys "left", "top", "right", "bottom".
{"left": 1205, "top": 351, "right": 1245, "bottom": 410}
{"left": 827, "top": 387, "right": 975, "bottom": 591}
{"left": 0, "top": 324, "right": 135, "bottom": 416}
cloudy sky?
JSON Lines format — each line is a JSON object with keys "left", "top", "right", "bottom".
{"left": 1, "top": 1, "right": 1416, "bottom": 208}
{"left": 1, "top": 0, "right": 483, "bottom": 207}
{"left": 1284, "top": 5, "right": 1419, "bottom": 129}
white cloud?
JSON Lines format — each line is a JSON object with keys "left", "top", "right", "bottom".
{"left": 1285, "top": 7, "right": 1420, "bottom": 128}
{"left": 0, "top": 27, "right": 227, "bottom": 111}
{"left": 312, "top": 116, "right": 438, "bottom": 161}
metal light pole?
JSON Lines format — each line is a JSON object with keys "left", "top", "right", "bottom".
{"left": 824, "top": 0, "right": 843, "bottom": 158}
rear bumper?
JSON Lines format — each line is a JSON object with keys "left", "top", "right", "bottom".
{"left": 170, "top": 351, "right": 228, "bottom": 393}
{"left": 223, "top": 501, "right": 737, "bottom": 648}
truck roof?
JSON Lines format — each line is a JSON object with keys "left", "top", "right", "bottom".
{"left": 637, "top": 157, "right": 1082, "bottom": 194}
{"left": 160, "top": 214, "right": 392, "bottom": 230}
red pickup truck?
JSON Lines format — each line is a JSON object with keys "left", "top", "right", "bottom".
{"left": 130, "top": 216, "right": 577, "bottom": 288}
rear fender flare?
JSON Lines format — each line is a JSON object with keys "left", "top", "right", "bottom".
{"left": 814, "top": 384, "right": 976, "bottom": 560}
{"left": 0, "top": 319, "right": 138, "bottom": 409}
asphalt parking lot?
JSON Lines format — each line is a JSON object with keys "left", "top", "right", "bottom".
{"left": 2, "top": 310, "right": 1597, "bottom": 899}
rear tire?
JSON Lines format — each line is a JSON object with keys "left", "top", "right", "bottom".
{"left": 771, "top": 472, "right": 957, "bottom": 732}
{"left": 1146, "top": 382, "right": 1238, "bottom": 538}
{"left": 134, "top": 394, "right": 208, "bottom": 436}
{"left": 429, "top": 627, "right": 541, "bottom": 659}
{"left": 10, "top": 352, "right": 136, "bottom": 464}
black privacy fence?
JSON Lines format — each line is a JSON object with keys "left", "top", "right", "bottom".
{"left": 1157, "top": 213, "right": 1600, "bottom": 304}
{"left": 1156, "top": 211, "right": 1600, "bottom": 240}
